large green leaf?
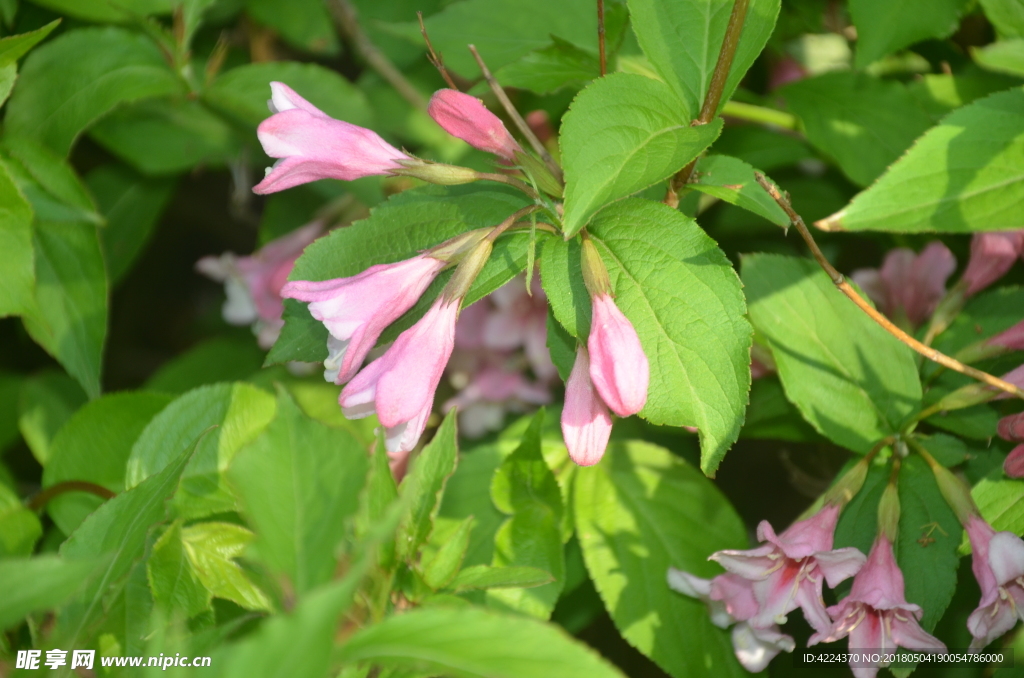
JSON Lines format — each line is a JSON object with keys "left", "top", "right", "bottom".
{"left": 849, "top": 0, "right": 972, "bottom": 68}
{"left": 337, "top": 607, "right": 628, "bottom": 678}
{"left": 980, "top": 0, "right": 1024, "bottom": 38}
{"left": 229, "top": 388, "right": 369, "bottom": 595}
{"left": 5, "top": 27, "right": 184, "bottom": 155}
{"left": 820, "top": 88, "right": 1024, "bottom": 233}
{"left": 971, "top": 477, "right": 1024, "bottom": 539}
{"left": 627, "top": 0, "right": 780, "bottom": 119}
{"left": 434, "top": 445, "right": 506, "bottom": 568}
{"left": 0, "top": 19, "right": 60, "bottom": 69}
{"left": 542, "top": 199, "right": 751, "bottom": 475}
{"left": 491, "top": 38, "right": 599, "bottom": 95}
{"left": 686, "top": 154, "right": 789, "bottom": 226}
{"left": 205, "top": 61, "right": 370, "bottom": 128}
{"left": 145, "top": 336, "right": 265, "bottom": 395}
{"left": 179, "top": 521, "right": 271, "bottom": 611}
{"left": 396, "top": 411, "right": 459, "bottom": 562}
{"left": 148, "top": 520, "right": 210, "bottom": 618}
{"left": 573, "top": 440, "right": 748, "bottom": 678}
{"left": 245, "top": 0, "right": 339, "bottom": 54}
{"left": 0, "top": 158, "right": 33, "bottom": 317}
{"left": 28, "top": 0, "right": 173, "bottom": 22}
{"left": 21, "top": 220, "right": 108, "bottom": 399}
{"left": 16, "top": 370, "right": 87, "bottom": 466}
{"left": 0, "top": 556, "right": 103, "bottom": 630}
{"left": 560, "top": 73, "right": 723, "bottom": 237}
{"left": 43, "top": 391, "right": 172, "bottom": 535}
{"left": 972, "top": 39, "right": 1024, "bottom": 78}
{"left": 781, "top": 72, "right": 934, "bottom": 187}
{"left": 742, "top": 255, "right": 922, "bottom": 452}
{"left": 0, "top": 482, "right": 41, "bottom": 557}
{"left": 0, "top": 136, "right": 101, "bottom": 225}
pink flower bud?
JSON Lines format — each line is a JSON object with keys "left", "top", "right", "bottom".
{"left": 851, "top": 241, "right": 956, "bottom": 328}
{"left": 561, "top": 347, "right": 613, "bottom": 467}
{"left": 988, "top": 319, "right": 1024, "bottom": 351}
{"left": 962, "top": 231, "right": 1024, "bottom": 297}
{"left": 965, "top": 515, "right": 1024, "bottom": 648}
{"left": 1005, "top": 444, "right": 1024, "bottom": 478}
{"left": 997, "top": 412, "right": 1024, "bottom": 441}
{"left": 587, "top": 294, "right": 649, "bottom": 417}
{"left": 340, "top": 297, "right": 459, "bottom": 456}
{"left": 253, "top": 82, "right": 410, "bottom": 194}
{"left": 282, "top": 254, "right": 446, "bottom": 385}
{"left": 428, "top": 89, "right": 523, "bottom": 161}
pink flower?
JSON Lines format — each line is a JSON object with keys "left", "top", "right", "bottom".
{"left": 965, "top": 515, "right": 1024, "bottom": 648}
{"left": 196, "top": 221, "right": 324, "bottom": 348}
{"left": 996, "top": 364, "right": 1024, "bottom": 400}
{"left": 282, "top": 254, "right": 446, "bottom": 385}
{"left": 821, "top": 536, "right": 945, "bottom": 677}
{"left": 667, "top": 569, "right": 795, "bottom": 672}
{"left": 851, "top": 242, "right": 956, "bottom": 327}
{"left": 443, "top": 363, "right": 551, "bottom": 438}
{"left": 963, "top": 231, "right": 1024, "bottom": 297}
{"left": 988, "top": 320, "right": 1024, "bottom": 351}
{"left": 428, "top": 89, "right": 522, "bottom": 161}
{"left": 561, "top": 347, "right": 613, "bottom": 466}
{"left": 711, "top": 505, "right": 867, "bottom": 638}
{"left": 481, "top": 276, "right": 556, "bottom": 380}
{"left": 253, "top": 82, "right": 409, "bottom": 194}
{"left": 588, "top": 294, "right": 649, "bottom": 417}
{"left": 339, "top": 297, "right": 458, "bottom": 457}
{"left": 1005, "top": 445, "right": 1024, "bottom": 478}
{"left": 998, "top": 412, "right": 1024, "bottom": 441}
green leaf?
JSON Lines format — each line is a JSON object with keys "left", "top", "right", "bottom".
{"left": 229, "top": 387, "right": 369, "bottom": 595}
{"left": 0, "top": 19, "right": 59, "bottom": 68}
{"left": 487, "top": 410, "right": 564, "bottom": 618}
{"left": 0, "top": 370, "right": 23, "bottom": 452}
{"left": 145, "top": 337, "right": 266, "bottom": 395}
{"left": 0, "top": 482, "right": 41, "bottom": 556}
{"left": 546, "top": 311, "right": 575, "bottom": 382}
{"left": 448, "top": 565, "right": 554, "bottom": 592}
{"left": 687, "top": 154, "right": 789, "bottom": 226}
{"left": 148, "top": 519, "right": 210, "bottom": 618}
{"left": 0, "top": 157, "right": 34, "bottom": 317}
{"left": 934, "top": 286, "right": 1024, "bottom": 356}
{"left": 287, "top": 380, "right": 379, "bottom": 446}
{"left": 205, "top": 61, "right": 370, "bottom": 128}
{"left": 573, "top": 440, "right": 748, "bottom": 678}
{"left": 16, "top": 370, "right": 87, "bottom": 466}
{"left": 542, "top": 199, "right": 751, "bottom": 475}
{"left": 245, "top": 0, "right": 339, "bottom": 55}
{"left": 971, "top": 477, "right": 1024, "bottom": 541}
{"left": 180, "top": 522, "right": 271, "bottom": 611}
{"left": 849, "top": 0, "right": 972, "bottom": 68}
{"left": 1, "top": 136, "right": 101, "bottom": 224}
{"left": 126, "top": 382, "right": 277, "bottom": 519}
{"left": 907, "top": 72, "right": 1024, "bottom": 121}
{"left": 627, "top": 0, "right": 780, "bottom": 118}
{"left": 21, "top": 220, "right": 108, "bottom": 399}
{"left": 434, "top": 445, "right": 505, "bottom": 568}
{"left": 5, "top": 26, "right": 184, "bottom": 155}
{"left": 28, "top": 0, "right": 173, "bottom": 22}
{"left": 491, "top": 37, "right": 599, "bottom": 95}
{"left": 821, "top": 88, "right": 1024, "bottom": 233}
{"left": 973, "top": 39, "right": 1024, "bottom": 78}
{"left": 337, "top": 607, "right": 628, "bottom": 678}
{"left": 713, "top": 125, "right": 812, "bottom": 172}
{"left": 422, "top": 515, "right": 474, "bottom": 589}
{"left": 780, "top": 72, "right": 934, "bottom": 187}
{"left": 89, "top": 98, "right": 243, "bottom": 176}
{"left": 742, "top": 254, "right": 921, "bottom": 452}
{"left": 0, "top": 555, "right": 103, "bottom": 630}
{"left": 0, "top": 63, "right": 15, "bottom": 109}
{"left": 560, "top": 73, "right": 723, "bottom": 237}
{"left": 43, "top": 391, "right": 172, "bottom": 535}
{"left": 86, "top": 163, "right": 176, "bottom": 284}
{"left": 980, "top": 0, "right": 1024, "bottom": 38}
{"left": 742, "top": 377, "right": 823, "bottom": 442}
{"left": 396, "top": 411, "right": 459, "bottom": 561}
{"left": 914, "top": 433, "right": 968, "bottom": 467}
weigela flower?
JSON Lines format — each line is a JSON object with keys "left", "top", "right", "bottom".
{"left": 965, "top": 515, "right": 1024, "bottom": 648}
{"left": 196, "top": 221, "right": 323, "bottom": 348}
{"left": 962, "top": 231, "right": 1024, "bottom": 297}
{"left": 428, "top": 89, "right": 522, "bottom": 161}
{"left": 588, "top": 294, "right": 649, "bottom": 417}
{"left": 1005, "top": 445, "right": 1024, "bottom": 478}
{"left": 253, "top": 82, "right": 410, "bottom": 194}
{"left": 851, "top": 242, "right": 956, "bottom": 328}
{"left": 711, "top": 504, "right": 867, "bottom": 638}
{"left": 561, "top": 347, "right": 613, "bottom": 466}
{"left": 282, "top": 254, "right": 446, "bottom": 385}
{"left": 339, "top": 297, "right": 458, "bottom": 458}
{"left": 443, "top": 363, "right": 551, "bottom": 438}
{"left": 988, "top": 320, "right": 1024, "bottom": 352}
{"left": 820, "top": 536, "right": 945, "bottom": 678}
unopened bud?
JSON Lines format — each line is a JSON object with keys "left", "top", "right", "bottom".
{"left": 515, "top": 150, "right": 563, "bottom": 198}
{"left": 392, "top": 159, "right": 480, "bottom": 185}
{"left": 442, "top": 238, "right": 492, "bottom": 303}
{"left": 580, "top": 237, "right": 612, "bottom": 297}
{"left": 929, "top": 460, "right": 979, "bottom": 525}
{"left": 877, "top": 480, "right": 901, "bottom": 541}
{"left": 822, "top": 455, "right": 870, "bottom": 509}
{"left": 426, "top": 229, "right": 490, "bottom": 264}
{"left": 925, "top": 280, "right": 966, "bottom": 341}
{"left": 1005, "top": 445, "right": 1024, "bottom": 478}
{"left": 928, "top": 382, "right": 998, "bottom": 413}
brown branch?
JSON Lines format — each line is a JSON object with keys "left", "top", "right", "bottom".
{"left": 468, "top": 45, "right": 563, "bottom": 182}
{"left": 665, "top": 0, "right": 750, "bottom": 207}
{"left": 327, "top": 0, "right": 427, "bottom": 110}
{"left": 597, "top": 0, "right": 607, "bottom": 76}
{"left": 418, "top": 11, "right": 458, "bottom": 91}
{"left": 753, "top": 171, "right": 1024, "bottom": 401}
{"left": 27, "top": 481, "right": 116, "bottom": 512}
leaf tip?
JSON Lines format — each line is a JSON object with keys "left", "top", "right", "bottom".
{"left": 814, "top": 211, "right": 846, "bottom": 232}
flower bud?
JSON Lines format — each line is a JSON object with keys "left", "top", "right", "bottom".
{"left": 962, "top": 231, "right": 1024, "bottom": 297}
{"left": 390, "top": 159, "right": 480, "bottom": 186}
{"left": 442, "top": 238, "right": 493, "bottom": 303}
{"left": 588, "top": 293, "right": 649, "bottom": 417}
{"left": 428, "top": 89, "right": 522, "bottom": 161}
{"left": 877, "top": 480, "right": 901, "bottom": 541}
{"left": 561, "top": 347, "right": 613, "bottom": 466}
{"left": 1005, "top": 444, "right": 1024, "bottom": 478}
{"left": 997, "top": 412, "right": 1024, "bottom": 441}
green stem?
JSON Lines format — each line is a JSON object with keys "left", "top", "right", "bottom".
{"left": 721, "top": 101, "right": 799, "bottom": 130}
{"left": 27, "top": 481, "right": 115, "bottom": 512}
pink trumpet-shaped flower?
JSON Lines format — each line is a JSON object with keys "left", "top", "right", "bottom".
{"left": 340, "top": 297, "right": 458, "bottom": 457}
{"left": 253, "top": 82, "right": 410, "bottom": 194}
{"left": 667, "top": 569, "right": 795, "bottom": 672}
{"left": 962, "top": 231, "right": 1024, "bottom": 297}
{"left": 998, "top": 412, "right": 1024, "bottom": 442}
{"left": 851, "top": 242, "right": 956, "bottom": 327}
{"left": 711, "top": 504, "right": 867, "bottom": 638}
{"left": 588, "top": 294, "right": 649, "bottom": 417}
{"left": 821, "top": 536, "right": 945, "bottom": 678}
{"left": 1005, "top": 445, "right": 1024, "bottom": 478}
{"left": 988, "top": 320, "right": 1024, "bottom": 352}
{"left": 428, "top": 89, "right": 523, "bottom": 161}
{"left": 965, "top": 515, "right": 1024, "bottom": 648}
{"left": 282, "top": 254, "right": 446, "bottom": 385}
{"left": 561, "top": 347, "right": 613, "bottom": 466}
{"left": 196, "top": 221, "right": 324, "bottom": 348}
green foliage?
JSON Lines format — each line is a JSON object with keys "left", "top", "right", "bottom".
{"left": 29, "top": 0, "right": 173, "bottom": 22}
{"left": 686, "top": 154, "right": 789, "bottom": 226}
{"left": 0, "top": 157, "right": 34, "bottom": 317}
{"left": 0, "top": 555, "right": 103, "bottom": 630}
{"left": 16, "top": 370, "right": 87, "bottom": 465}
{"left": 0, "top": 19, "right": 60, "bottom": 68}
{"left": 0, "top": 482, "right": 41, "bottom": 556}
{"left": 245, "top": 0, "right": 339, "bottom": 55}
{"left": 145, "top": 337, "right": 266, "bottom": 394}
{"left": 849, "top": 0, "right": 972, "bottom": 68}
{"left": 971, "top": 477, "right": 1024, "bottom": 540}
{"left": 396, "top": 411, "right": 459, "bottom": 561}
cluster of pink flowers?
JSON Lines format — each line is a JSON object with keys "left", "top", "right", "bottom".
{"left": 850, "top": 241, "right": 956, "bottom": 329}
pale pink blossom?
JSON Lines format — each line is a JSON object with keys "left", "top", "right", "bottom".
{"left": 711, "top": 504, "right": 867, "bottom": 638}
{"left": 667, "top": 569, "right": 795, "bottom": 672}
{"left": 196, "top": 221, "right": 323, "bottom": 348}
{"left": 561, "top": 347, "right": 613, "bottom": 466}
{"left": 339, "top": 297, "right": 459, "bottom": 458}
{"left": 851, "top": 242, "right": 956, "bottom": 327}
{"left": 482, "top": 275, "right": 556, "bottom": 380}
{"left": 283, "top": 255, "right": 446, "bottom": 385}
{"left": 428, "top": 89, "right": 522, "bottom": 161}
{"left": 1005, "top": 445, "right": 1024, "bottom": 478}
{"left": 965, "top": 515, "right": 1024, "bottom": 648}
{"left": 442, "top": 364, "right": 551, "bottom": 438}
{"left": 988, "top": 320, "right": 1024, "bottom": 351}
{"left": 525, "top": 110, "right": 555, "bottom": 145}
{"left": 588, "top": 294, "right": 649, "bottom": 417}
{"left": 963, "top": 231, "right": 1024, "bottom": 297}
{"left": 821, "top": 536, "right": 945, "bottom": 678}
{"left": 253, "top": 82, "right": 409, "bottom": 194}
